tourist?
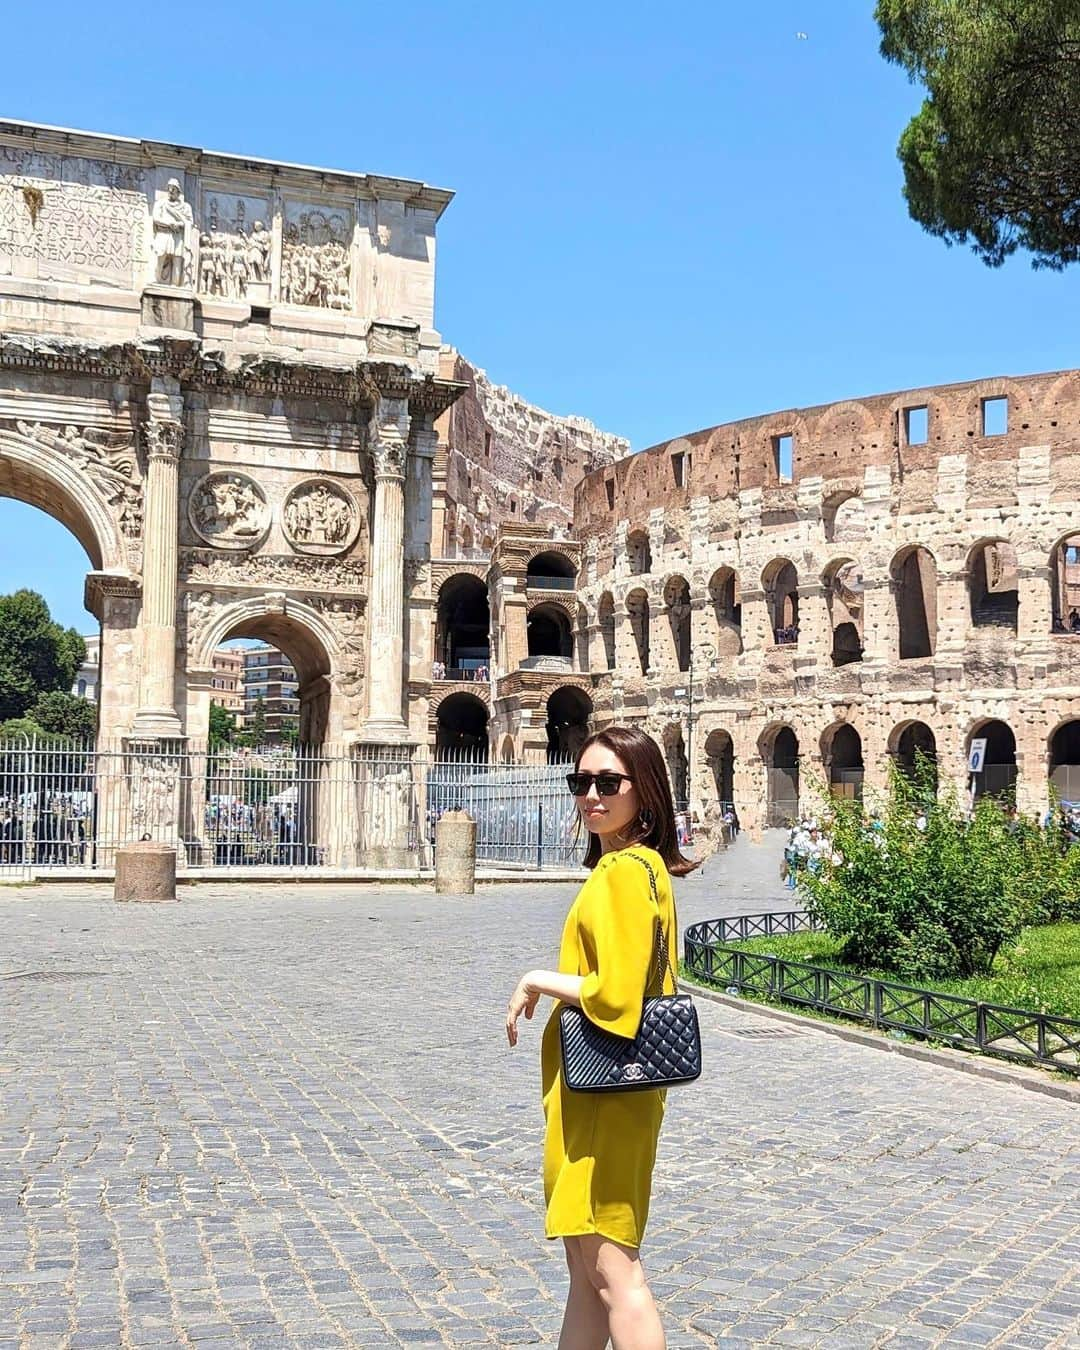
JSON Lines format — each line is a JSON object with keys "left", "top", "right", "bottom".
{"left": 1070, "top": 609, "right": 1080, "bottom": 633}
{"left": 506, "top": 724, "right": 698, "bottom": 1349}
{"left": 722, "top": 804, "right": 739, "bottom": 840}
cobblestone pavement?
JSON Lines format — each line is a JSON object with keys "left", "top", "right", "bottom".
{"left": 1, "top": 836, "right": 1078, "bottom": 1349}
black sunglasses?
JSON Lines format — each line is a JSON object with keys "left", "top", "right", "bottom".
{"left": 566, "top": 772, "right": 633, "bottom": 798}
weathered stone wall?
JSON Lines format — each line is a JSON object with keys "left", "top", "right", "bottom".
{"left": 434, "top": 349, "right": 629, "bottom": 555}
{"left": 574, "top": 371, "right": 1080, "bottom": 834}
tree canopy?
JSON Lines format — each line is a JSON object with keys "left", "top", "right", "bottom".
{"left": 877, "top": 0, "right": 1080, "bottom": 268}
{"left": 31, "top": 690, "right": 96, "bottom": 740}
{"left": 0, "top": 590, "right": 86, "bottom": 721}
{"left": 209, "top": 702, "right": 237, "bottom": 745}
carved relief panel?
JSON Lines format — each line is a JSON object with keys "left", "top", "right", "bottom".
{"left": 280, "top": 202, "right": 352, "bottom": 310}
{"left": 188, "top": 472, "right": 270, "bottom": 549}
{"left": 282, "top": 479, "right": 359, "bottom": 555}
{"left": 197, "top": 190, "right": 272, "bottom": 302}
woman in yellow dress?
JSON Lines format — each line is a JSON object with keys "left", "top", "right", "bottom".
{"left": 506, "top": 725, "right": 698, "bottom": 1349}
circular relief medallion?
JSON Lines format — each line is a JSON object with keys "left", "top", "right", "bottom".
{"left": 188, "top": 472, "right": 270, "bottom": 550}
{"left": 282, "top": 479, "right": 360, "bottom": 556}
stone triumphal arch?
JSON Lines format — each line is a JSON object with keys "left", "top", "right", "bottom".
{"left": 0, "top": 119, "right": 463, "bottom": 864}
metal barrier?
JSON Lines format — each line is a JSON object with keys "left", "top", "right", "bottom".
{"left": 684, "top": 912, "right": 1080, "bottom": 1076}
{"left": 0, "top": 736, "right": 582, "bottom": 876}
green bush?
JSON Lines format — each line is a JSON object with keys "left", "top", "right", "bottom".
{"left": 797, "top": 761, "right": 1080, "bottom": 980}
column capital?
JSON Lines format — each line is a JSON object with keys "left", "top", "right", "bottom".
{"left": 369, "top": 394, "right": 410, "bottom": 479}
{"left": 143, "top": 418, "right": 183, "bottom": 462}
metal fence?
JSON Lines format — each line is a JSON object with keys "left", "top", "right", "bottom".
{"left": 0, "top": 737, "right": 583, "bottom": 877}
{"left": 684, "top": 912, "right": 1080, "bottom": 1076}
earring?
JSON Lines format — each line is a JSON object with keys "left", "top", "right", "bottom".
{"left": 639, "top": 807, "right": 655, "bottom": 830}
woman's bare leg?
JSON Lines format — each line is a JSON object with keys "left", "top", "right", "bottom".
{"left": 577, "top": 1234, "right": 665, "bottom": 1350}
{"left": 557, "top": 1236, "right": 611, "bottom": 1350}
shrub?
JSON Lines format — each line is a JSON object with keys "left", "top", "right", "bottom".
{"left": 797, "top": 761, "right": 1078, "bottom": 980}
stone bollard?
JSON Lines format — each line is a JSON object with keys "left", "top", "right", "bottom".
{"left": 114, "top": 841, "right": 177, "bottom": 903}
{"left": 435, "top": 809, "right": 477, "bottom": 895}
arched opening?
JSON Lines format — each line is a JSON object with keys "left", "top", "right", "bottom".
{"left": 526, "top": 603, "right": 573, "bottom": 659}
{"left": 598, "top": 592, "right": 616, "bottom": 670}
{"left": 0, "top": 498, "right": 101, "bottom": 736}
{"left": 892, "top": 721, "right": 938, "bottom": 791}
{"left": 663, "top": 575, "right": 691, "bottom": 672}
{"left": 707, "top": 567, "right": 742, "bottom": 657}
{"left": 892, "top": 546, "right": 937, "bottom": 659}
{"left": 546, "top": 686, "right": 592, "bottom": 763}
{"left": 831, "top": 623, "right": 863, "bottom": 666}
{"left": 1050, "top": 533, "right": 1080, "bottom": 633}
{"left": 499, "top": 735, "right": 515, "bottom": 765}
{"left": 762, "top": 559, "right": 799, "bottom": 645}
{"left": 969, "top": 720, "right": 1016, "bottom": 802}
{"left": 202, "top": 613, "right": 336, "bottom": 867}
{"left": 764, "top": 726, "right": 800, "bottom": 826}
{"left": 822, "top": 491, "right": 866, "bottom": 544}
{"left": 626, "top": 588, "right": 650, "bottom": 673}
{"left": 627, "top": 529, "right": 652, "bottom": 576}
{"left": 526, "top": 550, "right": 577, "bottom": 588}
{"left": 663, "top": 725, "right": 688, "bottom": 809}
{"left": 436, "top": 692, "right": 490, "bottom": 757}
{"left": 825, "top": 723, "right": 864, "bottom": 801}
{"left": 214, "top": 614, "right": 332, "bottom": 745}
{"left": 969, "top": 540, "right": 1018, "bottom": 630}
{"left": 1049, "top": 721, "right": 1080, "bottom": 802}
{"left": 434, "top": 575, "right": 490, "bottom": 679}
{"left": 824, "top": 559, "right": 864, "bottom": 666}
{"left": 704, "top": 728, "right": 734, "bottom": 807}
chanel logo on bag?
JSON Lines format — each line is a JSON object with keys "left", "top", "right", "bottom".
{"left": 622, "top": 1063, "right": 645, "bottom": 1082}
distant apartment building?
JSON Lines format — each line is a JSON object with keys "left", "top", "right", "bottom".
{"left": 242, "top": 644, "right": 299, "bottom": 742}
{"left": 72, "top": 634, "right": 100, "bottom": 702}
{"left": 210, "top": 646, "right": 245, "bottom": 716}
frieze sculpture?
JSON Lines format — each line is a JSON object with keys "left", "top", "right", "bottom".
{"left": 13, "top": 420, "right": 142, "bottom": 537}
{"left": 181, "top": 549, "right": 366, "bottom": 592}
{"left": 151, "top": 178, "right": 194, "bottom": 287}
{"left": 280, "top": 209, "right": 351, "bottom": 310}
{"left": 188, "top": 472, "right": 269, "bottom": 549}
{"left": 282, "top": 480, "right": 358, "bottom": 554}
{"left": 308, "top": 595, "right": 366, "bottom": 700}
{"left": 182, "top": 589, "right": 217, "bottom": 652}
{"left": 198, "top": 215, "right": 271, "bottom": 300}
{"left": 129, "top": 754, "right": 179, "bottom": 834}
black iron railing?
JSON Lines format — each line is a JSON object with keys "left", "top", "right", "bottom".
{"left": 684, "top": 913, "right": 1080, "bottom": 1076}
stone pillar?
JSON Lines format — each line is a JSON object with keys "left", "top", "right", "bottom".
{"left": 797, "top": 581, "right": 830, "bottom": 666}
{"left": 132, "top": 385, "right": 183, "bottom": 738}
{"left": 435, "top": 809, "right": 477, "bottom": 893}
{"left": 361, "top": 395, "right": 411, "bottom": 742}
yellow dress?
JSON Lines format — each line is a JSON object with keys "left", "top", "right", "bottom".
{"left": 540, "top": 845, "right": 677, "bottom": 1248}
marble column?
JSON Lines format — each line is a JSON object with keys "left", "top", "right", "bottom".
{"left": 131, "top": 387, "right": 183, "bottom": 739}
{"left": 360, "top": 395, "right": 411, "bottom": 742}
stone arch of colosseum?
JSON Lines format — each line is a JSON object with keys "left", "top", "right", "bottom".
{"left": 573, "top": 369, "right": 1080, "bottom": 833}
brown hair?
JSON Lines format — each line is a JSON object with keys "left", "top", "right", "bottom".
{"left": 574, "top": 724, "right": 700, "bottom": 876}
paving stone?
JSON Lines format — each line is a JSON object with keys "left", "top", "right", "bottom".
{"left": 0, "top": 838, "right": 1077, "bottom": 1347}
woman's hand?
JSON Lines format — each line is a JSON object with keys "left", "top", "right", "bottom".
{"left": 505, "top": 970, "right": 584, "bottom": 1046}
{"left": 506, "top": 974, "right": 541, "bottom": 1046}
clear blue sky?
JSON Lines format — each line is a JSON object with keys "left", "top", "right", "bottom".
{"left": 4, "top": 0, "right": 1080, "bottom": 631}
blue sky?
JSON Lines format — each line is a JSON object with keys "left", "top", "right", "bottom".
{"left": 4, "top": 0, "right": 1080, "bottom": 631}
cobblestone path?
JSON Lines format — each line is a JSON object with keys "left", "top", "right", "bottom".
{"left": 1, "top": 837, "right": 1078, "bottom": 1348}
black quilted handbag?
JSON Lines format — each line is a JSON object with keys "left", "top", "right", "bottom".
{"left": 558, "top": 853, "right": 702, "bottom": 1092}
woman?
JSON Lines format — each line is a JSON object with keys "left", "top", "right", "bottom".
{"left": 506, "top": 725, "right": 698, "bottom": 1349}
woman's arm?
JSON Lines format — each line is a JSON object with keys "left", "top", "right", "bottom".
{"left": 505, "top": 969, "right": 584, "bottom": 1046}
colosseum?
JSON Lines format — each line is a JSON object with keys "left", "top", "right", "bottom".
{"left": 436, "top": 368, "right": 1080, "bottom": 838}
